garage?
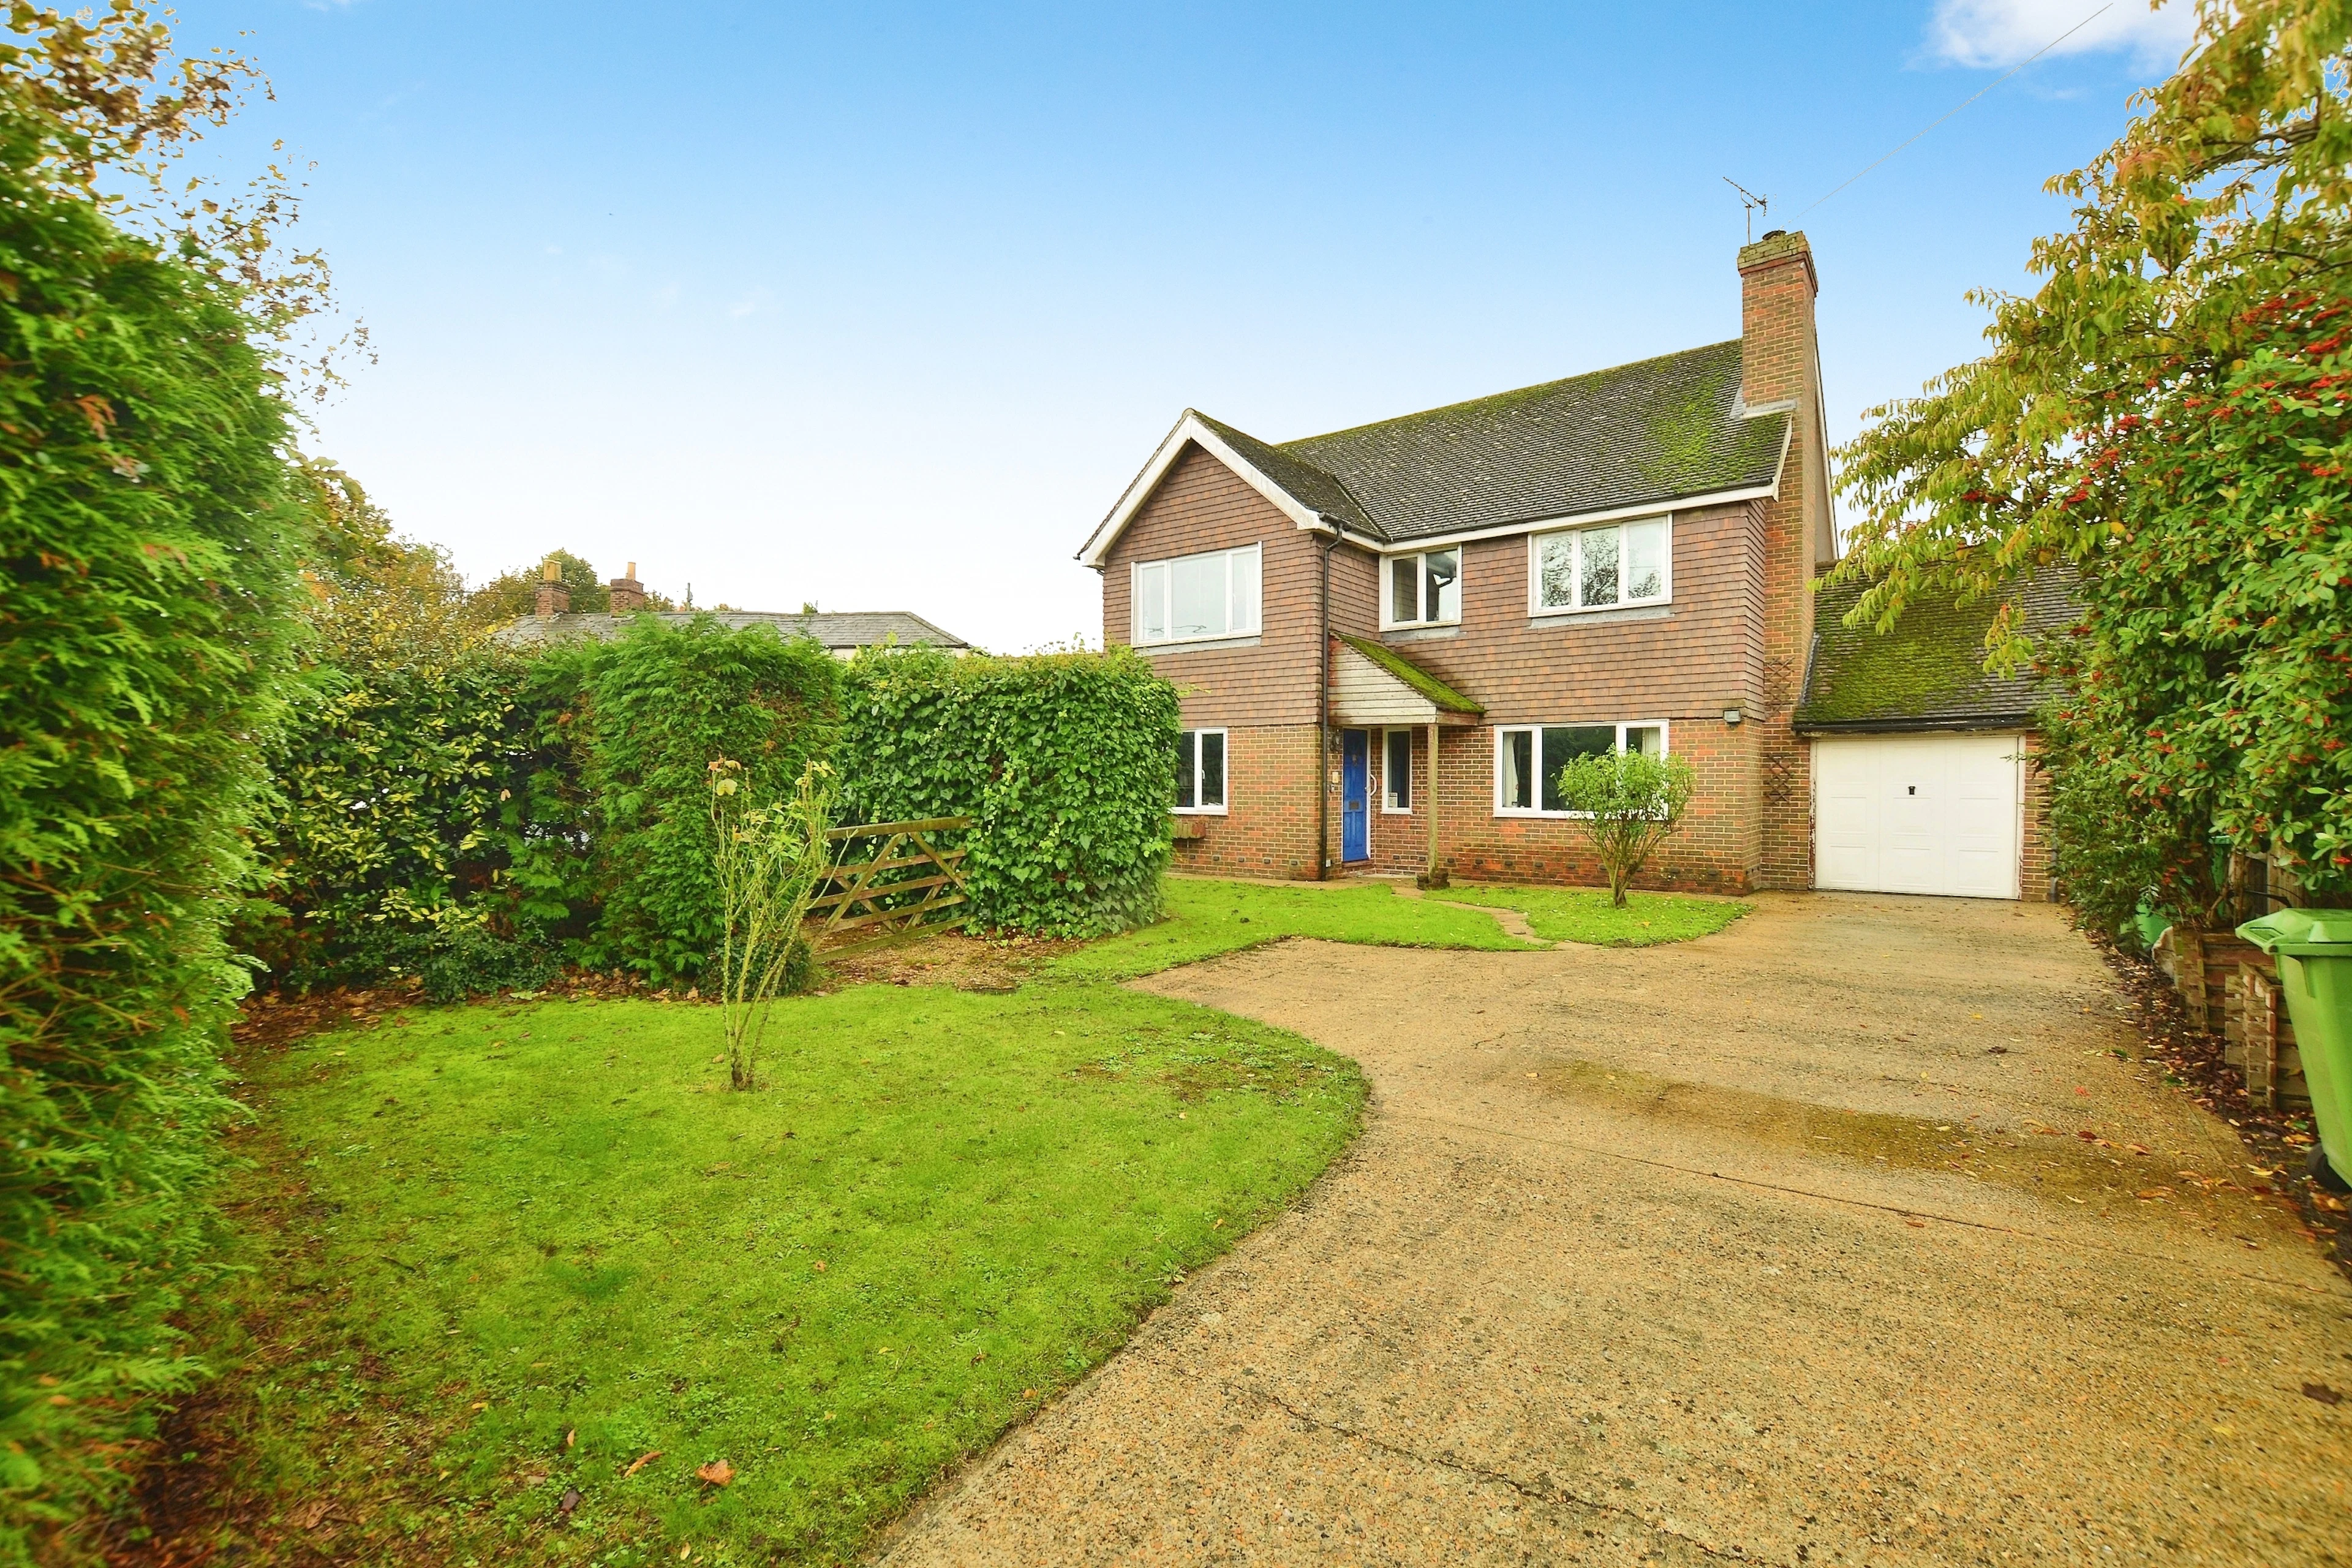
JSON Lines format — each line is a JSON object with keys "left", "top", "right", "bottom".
{"left": 1813, "top": 733, "right": 2023, "bottom": 899}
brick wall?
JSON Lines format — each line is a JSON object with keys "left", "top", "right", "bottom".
{"left": 1167, "top": 723, "right": 1325, "bottom": 879}
{"left": 2019, "top": 729, "right": 2053, "bottom": 902}
{"left": 1738, "top": 230, "right": 1826, "bottom": 891}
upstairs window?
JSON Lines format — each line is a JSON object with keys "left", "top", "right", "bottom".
{"left": 1134, "top": 545, "right": 1262, "bottom": 646}
{"left": 1174, "top": 728, "right": 1227, "bottom": 813}
{"left": 1532, "top": 516, "right": 1670, "bottom": 614}
{"left": 1384, "top": 548, "right": 1460, "bottom": 628}
{"left": 1494, "top": 722, "right": 1668, "bottom": 815}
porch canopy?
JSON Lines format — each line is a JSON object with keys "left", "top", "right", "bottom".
{"left": 1329, "top": 633, "right": 1484, "bottom": 729}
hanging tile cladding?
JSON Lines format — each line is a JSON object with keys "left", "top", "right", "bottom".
{"left": 1101, "top": 443, "right": 1328, "bottom": 729}
{"left": 1350, "top": 500, "right": 1766, "bottom": 725}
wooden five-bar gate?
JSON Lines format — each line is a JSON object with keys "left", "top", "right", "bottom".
{"left": 807, "top": 816, "right": 974, "bottom": 947}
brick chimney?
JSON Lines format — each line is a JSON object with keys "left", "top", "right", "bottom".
{"left": 534, "top": 559, "right": 570, "bottom": 617}
{"left": 1736, "top": 228, "right": 1833, "bottom": 893}
{"left": 608, "top": 560, "right": 647, "bottom": 615}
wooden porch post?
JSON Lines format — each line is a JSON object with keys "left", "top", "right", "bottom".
{"left": 1426, "top": 721, "right": 1442, "bottom": 885}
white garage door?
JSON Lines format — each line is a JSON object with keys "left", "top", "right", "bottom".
{"left": 1814, "top": 733, "right": 2022, "bottom": 899}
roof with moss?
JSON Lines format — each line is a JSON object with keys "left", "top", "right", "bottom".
{"left": 1335, "top": 633, "right": 1485, "bottom": 715}
{"left": 1193, "top": 341, "right": 1789, "bottom": 546}
{"left": 1795, "top": 567, "right": 2079, "bottom": 732}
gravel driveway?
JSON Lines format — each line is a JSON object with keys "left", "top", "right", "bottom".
{"left": 878, "top": 894, "right": 2352, "bottom": 1566}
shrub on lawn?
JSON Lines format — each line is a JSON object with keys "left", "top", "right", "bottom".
{"left": 837, "top": 646, "right": 1179, "bottom": 935}
{"left": 1553, "top": 751, "right": 1697, "bottom": 907}
{"left": 0, "top": 9, "right": 335, "bottom": 1550}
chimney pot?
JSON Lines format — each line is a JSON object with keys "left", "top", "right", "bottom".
{"left": 608, "top": 560, "right": 647, "bottom": 616}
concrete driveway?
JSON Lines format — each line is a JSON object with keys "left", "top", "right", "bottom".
{"left": 878, "top": 894, "right": 2352, "bottom": 1566}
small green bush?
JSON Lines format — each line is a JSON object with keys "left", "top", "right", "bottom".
{"left": 352, "top": 927, "right": 560, "bottom": 1004}
{"left": 838, "top": 647, "right": 1178, "bottom": 935}
{"left": 1553, "top": 751, "right": 1698, "bottom": 908}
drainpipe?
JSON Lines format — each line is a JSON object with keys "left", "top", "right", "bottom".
{"left": 1316, "top": 527, "right": 1338, "bottom": 881}
{"left": 1427, "top": 720, "right": 1442, "bottom": 886}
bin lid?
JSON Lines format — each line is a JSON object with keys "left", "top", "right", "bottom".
{"left": 2237, "top": 908, "right": 2352, "bottom": 954}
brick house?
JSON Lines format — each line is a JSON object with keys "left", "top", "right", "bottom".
{"left": 1078, "top": 230, "right": 2053, "bottom": 900}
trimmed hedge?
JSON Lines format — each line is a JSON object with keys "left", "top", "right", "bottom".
{"left": 837, "top": 647, "right": 1178, "bottom": 936}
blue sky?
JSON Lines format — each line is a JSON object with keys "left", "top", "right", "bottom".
{"left": 167, "top": 0, "right": 2194, "bottom": 650}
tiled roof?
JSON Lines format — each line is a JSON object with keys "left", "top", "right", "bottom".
{"left": 1795, "top": 567, "right": 2081, "bottom": 732}
{"left": 494, "top": 609, "right": 970, "bottom": 651}
{"left": 1184, "top": 341, "right": 1789, "bottom": 547}
{"left": 1334, "top": 633, "right": 1484, "bottom": 715}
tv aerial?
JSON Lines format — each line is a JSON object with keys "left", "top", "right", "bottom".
{"left": 1722, "top": 176, "right": 1770, "bottom": 242}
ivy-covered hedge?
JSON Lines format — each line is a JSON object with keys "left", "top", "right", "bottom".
{"left": 837, "top": 647, "right": 1178, "bottom": 936}
{"left": 0, "top": 70, "right": 317, "bottom": 1555}
{"left": 552, "top": 617, "right": 842, "bottom": 982}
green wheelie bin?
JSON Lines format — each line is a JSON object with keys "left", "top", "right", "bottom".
{"left": 2237, "top": 908, "right": 2352, "bottom": 1191}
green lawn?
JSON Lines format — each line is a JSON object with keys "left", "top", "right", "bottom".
{"left": 187, "top": 982, "right": 1363, "bottom": 1566}
{"left": 1046, "top": 875, "right": 1540, "bottom": 982}
{"left": 1427, "top": 884, "right": 1751, "bottom": 946}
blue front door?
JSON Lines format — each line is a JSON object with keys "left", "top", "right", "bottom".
{"left": 1341, "top": 729, "right": 1370, "bottom": 862}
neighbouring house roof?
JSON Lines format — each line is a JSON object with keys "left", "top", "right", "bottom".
{"left": 1333, "top": 633, "right": 1484, "bottom": 717}
{"left": 1795, "top": 567, "right": 2079, "bottom": 733}
{"left": 494, "top": 609, "right": 971, "bottom": 654}
{"left": 1079, "top": 341, "right": 1791, "bottom": 565}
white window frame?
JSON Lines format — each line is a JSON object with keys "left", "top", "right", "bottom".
{"left": 1131, "top": 545, "right": 1263, "bottom": 647}
{"left": 1491, "top": 721, "right": 1671, "bottom": 818}
{"left": 1528, "top": 514, "right": 1672, "bottom": 616}
{"left": 1174, "top": 727, "right": 1229, "bottom": 815}
{"left": 1379, "top": 546, "right": 1463, "bottom": 630}
{"left": 1382, "top": 727, "right": 1414, "bottom": 814}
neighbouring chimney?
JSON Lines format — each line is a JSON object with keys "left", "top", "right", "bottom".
{"left": 535, "top": 559, "right": 570, "bottom": 617}
{"left": 608, "top": 560, "right": 646, "bottom": 615}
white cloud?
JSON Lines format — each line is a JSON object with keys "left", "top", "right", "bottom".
{"left": 1929, "top": 0, "right": 2197, "bottom": 69}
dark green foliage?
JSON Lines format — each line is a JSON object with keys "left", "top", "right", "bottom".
{"left": 559, "top": 616, "right": 842, "bottom": 982}
{"left": 0, "top": 54, "right": 315, "bottom": 1556}
{"left": 838, "top": 647, "right": 1178, "bottom": 936}
{"left": 353, "top": 927, "right": 560, "bottom": 1005}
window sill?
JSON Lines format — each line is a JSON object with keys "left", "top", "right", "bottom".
{"left": 1381, "top": 805, "right": 1414, "bottom": 816}
{"left": 1528, "top": 603, "right": 1671, "bottom": 627}
{"left": 1381, "top": 624, "right": 1460, "bottom": 643}
{"left": 1171, "top": 806, "right": 1229, "bottom": 817}
{"left": 1494, "top": 809, "right": 1596, "bottom": 821}
{"left": 1136, "top": 633, "right": 1261, "bottom": 654}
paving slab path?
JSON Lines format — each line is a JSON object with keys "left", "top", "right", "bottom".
{"left": 877, "top": 894, "right": 2352, "bottom": 1566}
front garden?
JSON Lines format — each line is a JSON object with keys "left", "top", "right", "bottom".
{"left": 124, "top": 875, "right": 1707, "bottom": 1566}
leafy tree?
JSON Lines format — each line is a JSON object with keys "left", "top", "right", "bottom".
{"left": 0, "top": 4, "right": 344, "bottom": 1550}
{"left": 1833, "top": 0, "right": 2352, "bottom": 918}
{"left": 1552, "top": 752, "right": 1697, "bottom": 908}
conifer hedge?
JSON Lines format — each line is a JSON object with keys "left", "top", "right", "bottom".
{"left": 0, "top": 39, "right": 317, "bottom": 1550}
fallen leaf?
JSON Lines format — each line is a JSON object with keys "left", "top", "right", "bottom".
{"left": 1021, "top": 1387, "right": 1036, "bottom": 1398}
{"left": 813, "top": 1260, "right": 827, "bottom": 1273}
{"left": 2213, "top": 1423, "right": 2236, "bottom": 1437}
{"left": 2286, "top": 1132, "right": 2316, "bottom": 1145}
{"left": 469, "top": 1401, "right": 488, "bottom": 1411}
{"left": 2077, "top": 1129, "right": 2099, "bottom": 1140}
{"left": 2128, "top": 1144, "right": 2152, "bottom": 1155}
{"left": 559, "top": 1488, "right": 582, "bottom": 1514}
{"left": 565, "top": 1428, "right": 576, "bottom": 1450}
{"left": 696, "top": 1460, "right": 734, "bottom": 1487}
{"left": 2135, "top": 1188, "right": 2173, "bottom": 1200}
{"left": 624, "top": 1450, "right": 662, "bottom": 1477}
{"left": 1903, "top": 1218, "right": 1926, "bottom": 1229}
{"left": 2304, "top": 1382, "right": 2344, "bottom": 1406}
{"left": 2074, "top": 1087, "right": 2090, "bottom": 1096}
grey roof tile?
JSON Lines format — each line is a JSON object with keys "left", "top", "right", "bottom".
{"left": 494, "top": 609, "right": 970, "bottom": 651}
{"left": 1189, "top": 340, "right": 1789, "bottom": 547}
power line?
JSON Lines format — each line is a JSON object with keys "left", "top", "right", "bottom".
{"left": 1793, "top": 4, "right": 2113, "bottom": 221}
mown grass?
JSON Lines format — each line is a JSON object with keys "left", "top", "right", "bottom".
{"left": 179, "top": 982, "right": 1363, "bottom": 1566}
{"left": 1428, "top": 884, "right": 1751, "bottom": 946}
{"left": 1046, "top": 875, "right": 1540, "bottom": 982}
